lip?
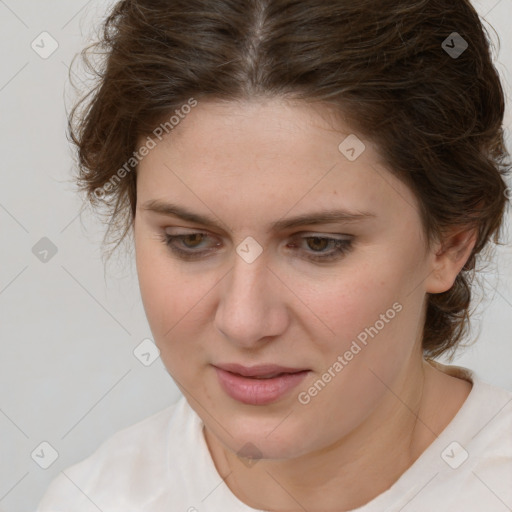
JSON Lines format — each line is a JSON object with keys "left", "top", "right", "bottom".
{"left": 214, "top": 363, "right": 309, "bottom": 377}
{"left": 213, "top": 364, "right": 311, "bottom": 405}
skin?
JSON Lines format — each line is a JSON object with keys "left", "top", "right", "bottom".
{"left": 134, "top": 98, "right": 475, "bottom": 511}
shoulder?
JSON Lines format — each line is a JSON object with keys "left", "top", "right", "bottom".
{"left": 465, "top": 376, "right": 512, "bottom": 452}
{"left": 442, "top": 363, "right": 512, "bottom": 451}
{"left": 429, "top": 361, "right": 512, "bottom": 472}
{"left": 444, "top": 373, "right": 512, "bottom": 507}
{"left": 377, "top": 367, "right": 512, "bottom": 511}
{"left": 36, "top": 397, "right": 189, "bottom": 511}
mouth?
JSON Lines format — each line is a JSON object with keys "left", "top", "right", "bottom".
{"left": 213, "top": 362, "right": 310, "bottom": 378}
{"left": 244, "top": 372, "right": 300, "bottom": 379}
{"left": 212, "top": 363, "right": 311, "bottom": 405}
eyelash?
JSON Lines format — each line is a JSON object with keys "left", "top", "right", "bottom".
{"left": 157, "top": 232, "right": 353, "bottom": 263}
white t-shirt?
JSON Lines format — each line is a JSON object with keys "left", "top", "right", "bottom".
{"left": 36, "top": 363, "right": 512, "bottom": 512}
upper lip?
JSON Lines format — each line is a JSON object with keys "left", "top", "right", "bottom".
{"left": 213, "top": 363, "right": 309, "bottom": 377}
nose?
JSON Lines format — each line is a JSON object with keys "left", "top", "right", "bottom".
{"left": 214, "top": 250, "right": 289, "bottom": 349}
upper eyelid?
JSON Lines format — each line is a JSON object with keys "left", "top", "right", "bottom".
{"left": 164, "top": 233, "right": 352, "bottom": 250}
{"left": 163, "top": 232, "right": 353, "bottom": 256}
{"left": 161, "top": 230, "right": 354, "bottom": 264}
{"left": 163, "top": 228, "right": 353, "bottom": 239}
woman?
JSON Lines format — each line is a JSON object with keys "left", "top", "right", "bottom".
{"left": 37, "top": 0, "right": 511, "bottom": 510}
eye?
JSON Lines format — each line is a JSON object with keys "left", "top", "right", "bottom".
{"left": 159, "top": 232, "right": 219, "bottom": 259}
{"left": 158, "top": 231, "right": 353, "bottom": 263}
{"left": 288, "top": 234, "right": 353, "bottom": 262}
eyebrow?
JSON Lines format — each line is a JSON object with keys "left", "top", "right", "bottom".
{"left": 141, "top": 200, "right": 376, "bottom": 232}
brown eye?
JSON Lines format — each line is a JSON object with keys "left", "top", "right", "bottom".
{"left": 181, "top": 233, "right": 207, "bottom": 248}
{"left": 160, "top": 231, "right": 353, "bottom": 263}
{"left": 305, "top": 237, "right": 331, "bottom": 252}
{"left": 284, "top": 234, "right": 354, "bottom": 263}
{"left": 160, "top": 232, "right": 218, "bottom": 260}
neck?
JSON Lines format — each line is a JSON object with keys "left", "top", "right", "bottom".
{"left": 203, "top": 357, "right": 471, "bottom": 511}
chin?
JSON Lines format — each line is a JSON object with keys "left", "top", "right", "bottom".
{"left": 215, "top": 417, "right": 311, "bottom": 461}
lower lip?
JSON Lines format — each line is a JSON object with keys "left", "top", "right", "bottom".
{"left": 214, "top": 367, "right": 310, "bottom": 405}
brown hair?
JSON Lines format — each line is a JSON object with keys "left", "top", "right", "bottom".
{"left": 68, "top": 0, "right": 510, "bottom": 360}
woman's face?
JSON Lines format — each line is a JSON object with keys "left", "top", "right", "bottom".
{"left": 134, "top": 98, "right": 439, "bottom": 459}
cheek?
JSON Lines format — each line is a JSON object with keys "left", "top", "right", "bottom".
{"left": 136, "top": 249, "right": 169, "bottom": 328}
{"left": 296, "top": 251, "right": 422, "bottom": 394}
{"left": 298, "top": 261, "right": 404, "bottom": 343}
{"left": 135, "top": 244, "right": 215, "bottom": 370}
{"left": 304, "top": 260, "right": 421, "bottom": 390}
{"left": 136, "top": 242, "right": 190, "bottom": 335}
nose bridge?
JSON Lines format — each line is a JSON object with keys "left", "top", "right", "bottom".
{"left": 226, "top": 249, "right": 271, "bottom": 312}
{"left": 215, "top": 247, "right": 284, "bottom": 344}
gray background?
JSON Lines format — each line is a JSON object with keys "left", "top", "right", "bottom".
{"left": 0, "top": 1, "right": 511, "bottom": 510}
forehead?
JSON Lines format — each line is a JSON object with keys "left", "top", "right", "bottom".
{"left": 135, "top": 99, "right": 420, "bottom": 229}
{"left": 138, "top": 98, "right": 375, "bottom": 182}
{"left": 148, "top": 98, "right": 364, "bottom": 160}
